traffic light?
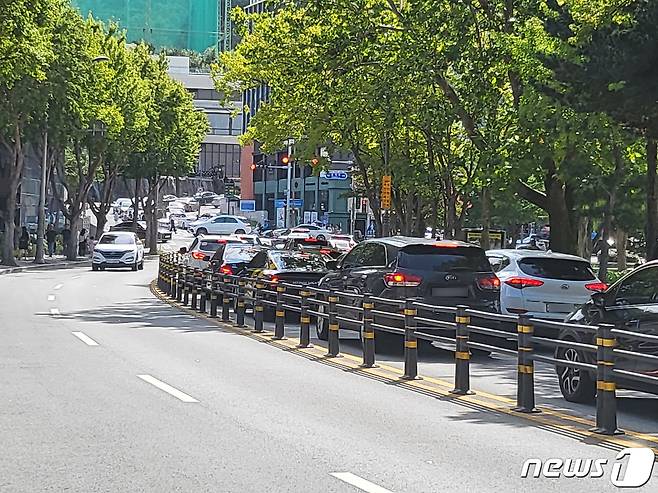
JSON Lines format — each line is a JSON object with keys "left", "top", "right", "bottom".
{"left": 311, "top": 158, "right": 319, "bottom": 167}
{"left": 250, "top": 163, "right": 257, "bottom": 171}
{"left": 281, "top": 155, "right": 290, "bottom": 165}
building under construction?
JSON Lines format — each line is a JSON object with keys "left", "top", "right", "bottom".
{"left": 73, "top": 0, "right": 249, "bottom": 52}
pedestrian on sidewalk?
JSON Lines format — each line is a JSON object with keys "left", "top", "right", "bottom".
{"left": 19, "top": 227, "right": 30, "bottom": 260}
{"left": 78, "top": 228, "right": 88, "bottom": 256}
{"left": 46, "top": 224, "right": 57, "bottom": 257}
{"left": 169, "top": 217, "right": 177, "bottom": 234}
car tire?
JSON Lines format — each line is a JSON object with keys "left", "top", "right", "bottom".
{"left": 138, "top": 260, "right": 144, "bottom": 270}
{"left": 235, "top": 229, "right": 245, "bottom": 234}
{"left": 317, "top": 234, "right": 326, "bottom": 241}
{"left": 196, "top": 228, "right": 208, "bottom": 236}
{"left": 556, "top": 345, "right": 596, "bottom": 403}
{"left": 132, "top": 261, "right": 138, "bottom": 271}
{"left": 316, "top": 315, "right": 329, "bottom": 340}
{"left": 92, "top": 265, "right": 98, "bottom": 271}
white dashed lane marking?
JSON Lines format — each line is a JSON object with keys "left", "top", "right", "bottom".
{"left": 47, "top": 294, "right": 55, "bottom": 302}
{"left": 53, "top": 284, "right": 63, "bottom": 290}
{"left": 71, "top": 332, "right": 99, "bottom": 346}
{"left": 137, "top": 375, "right": 199, "bottom": 403}
{"left": 49, "top": 308, "right": 60, "bottom": 316}
{"left": 330, "top": 473, "right": 394, "bottom": 493}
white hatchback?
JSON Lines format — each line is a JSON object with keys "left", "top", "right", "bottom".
{"left": 486, "top": 249, "right": 606, "bottom": 320}
{"left": 189, "top": 215, "right": 252, "bottom": 237}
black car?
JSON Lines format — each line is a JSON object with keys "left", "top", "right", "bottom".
{"left": 210, "top": 244, "right": 267, "bottom": 276}
{"left": 316, "top": 237, "right": 500, "bottom": 343}
{"left": 556, "top": 261, "right": 658, "bottom": 402}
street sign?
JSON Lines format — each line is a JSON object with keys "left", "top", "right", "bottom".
{"left": 240, "top": 200, "right": 256, "bottom": 212}
{"left": 320, "top": 170, "right": 349, "bottom": 180}
{"left": 274, "top": 198, "right": 303, "bottom": 208}
{"left": 381, "top": 175, "right": 392, "bottom": 210}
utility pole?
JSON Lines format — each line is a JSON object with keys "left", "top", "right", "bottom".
{"left": 285, "top": 139, "right": 294, "bottom": 228}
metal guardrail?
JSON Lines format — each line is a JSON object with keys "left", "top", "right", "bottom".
{"left": 157, "top": 253, "right": 658, "bottom": 436}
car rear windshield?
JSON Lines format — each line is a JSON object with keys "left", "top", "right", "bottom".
{"left": 99, "top": 234, "right": 134, "bottom": 245}
{"left": 271, "top": 252, "right": 327, "bottom": 271}
{"left": 398, "top": 245, "right": 491, "bottom": 272}
{"left": 223, "top": 246, "right": 262, "bottom": 264}
{"left": 199, "top": 240, "right": 226, "bottom": 252}
{"left": 518, "top": 258, "right": 595, "bottom": 281}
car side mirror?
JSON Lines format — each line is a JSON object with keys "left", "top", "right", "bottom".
{"left": 591, "top": 291, "right": 607, "bottom": 309}
{"left": 179, "top": 247, "right": 188, "bottom": 254}
{"left": 203, "top": 255, "right": 211, "bottom": 262}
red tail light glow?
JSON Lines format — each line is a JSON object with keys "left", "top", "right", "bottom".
{"left": 384, "top": 272, "right": 422, "bottom": 287}
{"left": 320, "top": 248, "right": 332, "bottom": 255}
{"left": 505, "top": 277, "right": 544, "bottom": 289}
{"left": 191, "top": 251, "right": 206, "bottom": 260}
{"left": 219, "top": 265, "right": 233, "bottom": 275}
{"left": 585, "top": 282, "right": 608, "bottom": 292}
{"left": 269, "top": 275, "right": 279, "bottom": 284}
{"left": 477, "top": 274, "right": 501, "bottom": 291}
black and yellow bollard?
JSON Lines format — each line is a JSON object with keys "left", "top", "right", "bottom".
{"left": 402, "top": 299, "right": 421, "bottom": 380}
{"left": 209, "top": 273, "right": 219, "bottom": 318}
{"left": 182, "top": 267, "right": 190, "bottom": 306}
{"left": 199, "top": 270, "right": 209, "bottom": 313}
{"left": 236, "top": 279, "right": 246, "bottom": 327}
{"left": 169, "top": 260, "right": 177, "bottom": 298}
{"left": 176, "top": 265, "right": 184, "bottom": 302}
{"left": 298, "top": 289, "right": 312, "bottom": 348}
{"left": 273, "top": 285, "right": 286, "bottom": 340}
{"left": 253, "top": 282, "right": 264, "bottom": 333}
{"left": 360, "top": 294, "right": 376, "bottom": 368}
{"left": 590, "top": 323, "right": 623, "bottom": 435}
{"left": 327, "top": 291, "right": 340, "bottom": 357}
{"left": 221, "top": 274, "right": 231, "bottom": 322}
{"left": 513, "top": 315, "right": 540, "bottom": 413}
{"left": 451, "top": 305, "right": 473, "bottom": 395}
{"left": 190, "top": 268, "right": 199, "bottom": 310}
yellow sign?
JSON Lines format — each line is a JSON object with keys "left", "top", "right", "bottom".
{"left": 381, "top": 175, "right": 392, "bottom": 210}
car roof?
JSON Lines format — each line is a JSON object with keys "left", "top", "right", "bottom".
{"left": 102, "top": 231, "right": 136, "bottom": 237}
{"left": 368, "top": 236, "right": 479, "bottom": 249}
{"left": 486, "top": 249, "right": 590, "bottom": 262}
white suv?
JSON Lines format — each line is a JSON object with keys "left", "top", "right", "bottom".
{"left": 92, "top": 232, "right": 144, "bottom": 271}
{"left": 189, "top": 215, "right": 252, "bottom": 236}
{"left": 486, "top": 249, "right": 606, "bottom": 320}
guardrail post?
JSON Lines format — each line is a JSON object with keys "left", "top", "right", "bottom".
{"left": 513, "top": 315, "right": 540, "bottom": 413}
{"left": 590, "top": 323, "right": 623, "bottom": 435}
{"left": 199, "top": 270, "right": 209, "bottom": 313}
{"left": 451, "top": 305, "right": 473, "bottom": 395}
{"left": 298, "top": 289, "right": 312, "bottom": 348}
{"left": 182, "top": 267, "right": 190, "bottom": 306}
{"left": 402, "top": 299, "right": 420, "bottom": 380}
{"left": 273, "top": 285, "right": 286, "bottom": 340}
{"left": 236, "top": 279, "right": 246, "bottom": 327}
{"left": 221, "top": 275, "right": 231, "bottom": 322}
{"left": 253, "top": 282, "right": 264, "bottom": 333}
{"left": 327, "top": 290, "right": 340, "bottom": 357}
{"left": 169, "top": 257, "right": 177, "bottom": 297}
{"left": 190, "top": 269, "right": 199, "bottom": 310}
{"left": 360, "top": 294, "right": 376, "bottom": 368}
{"left": 209, "top": 273, "right": 218, "bottom": 318}
{"left": 176, "top": 264, "right": 184, "bottom": 302}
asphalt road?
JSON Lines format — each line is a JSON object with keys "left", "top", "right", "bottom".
{"left": 1, "top": 261, "right": 656, "bottom": 492}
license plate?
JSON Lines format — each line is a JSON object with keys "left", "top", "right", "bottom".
{"left": 106, "top": 259, "right": 120, "bottom": 264}
{"left": 545, "top": 303, "right": 574, "bottom": 313}
{"left": 432, "top": 287, "right": 468, "bottom": 298}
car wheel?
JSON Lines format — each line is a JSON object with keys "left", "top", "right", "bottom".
{"left": 138, "top": 260, "right": 144, "bottom": 270}
{"left": 556, "top": 346, "right": 595, "bottom": 403}
{"left": 317, "top": 234, "right": 326, "bottom": 241}
{"left": 132, "top": 261, "right": 138, "bottom": 271}
{"left": 92, "top": 265, "right": 98, "bottom": 271}
{"left": 196, "top": 228, "right": 208, "bottom": 236}
{"left": 235, "top": 229, "right": 245, "bottom": 234}
{"left": 213, "top": 205, "right": 219, "bottom": 209}
{"left": 315, "top": 305, "right": 329, "bottom": 340}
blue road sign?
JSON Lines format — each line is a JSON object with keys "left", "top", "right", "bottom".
{"left": 275, "top": 199, "right": 303, "bottom": 208}
{"left": 240, "top": 200, "right": 256, "bottom": 212}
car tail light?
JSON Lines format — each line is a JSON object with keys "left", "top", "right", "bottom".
{"left": 219, "top": 265, "right": 233, "bottom": 275}
{"left": 305, "top": 237, "right": 318, "bottom": 242}
{"left": 477, "top": 274, "right": 501, "bottom": 291}
{"left": 384, "top": 272, "right": 422, "bottom": 287}
{"left": 585, "top": 282, "right": 608, "bottom": 292}
{"left": 269, "top": 275, "right": 279, "bottom": 284}
{"left": 320, "top": 248, "right": 332, "bottom": 255}
{"left": 504, "top": 277, "right": 544, "bottom": 289}
{"left": 191, "top": 251, "right": 206, "bottom": 260}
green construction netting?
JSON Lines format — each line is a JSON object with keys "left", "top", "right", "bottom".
{"left": 73, "top": 0, "right": 219, "bottom": 52}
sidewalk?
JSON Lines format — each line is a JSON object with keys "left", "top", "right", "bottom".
{"left": 0, "top": 255, "right": 92, "bottom": 276}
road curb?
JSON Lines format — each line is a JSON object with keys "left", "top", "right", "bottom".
{"left": 0, "top": 260, "right": 92, "bottom": 276}
{"left": 149, "top": 279, "right": 658, "bottom": 455}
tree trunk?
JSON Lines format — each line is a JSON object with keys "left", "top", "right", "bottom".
{"left": 66, "top": 213, "right": 81, "bottom": 261}
{"left": 616, "top": 228, "right": 627, "bottom": 271}
{"left": 132, "top": 178, "right": 140, "bottom": 232}
{"left": 576, "top": 216, "right": 591, "bottom": 259}
{"left": 0, "top": 129, "right": 25, "bottom": 266}
{"left": 0, "top": 187, "right": 18, "bottom": 266}
{"left": 480, "top": 187, "right": 491, "bottom": 249}
{"left": 646, "top": 137, "right": 657, "bottom": 260}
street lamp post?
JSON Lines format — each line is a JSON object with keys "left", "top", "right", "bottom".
{"left": 285, "top": 139, "right": 294, "bottom": 228}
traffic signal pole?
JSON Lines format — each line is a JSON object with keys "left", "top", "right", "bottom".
{"left": 285, "top": 139, "right": 294, "bottom": 228}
